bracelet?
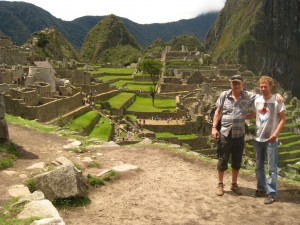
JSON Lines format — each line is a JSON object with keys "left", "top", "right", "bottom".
{"left": 212, "top": 126, "right": 217, "bottom": 128}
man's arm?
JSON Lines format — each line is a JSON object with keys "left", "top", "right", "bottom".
{"left": 211, "top": 107, "right": 221, "bottom": 139}
{"left": 268, "top": 111, "right": 286, "bottom": 142}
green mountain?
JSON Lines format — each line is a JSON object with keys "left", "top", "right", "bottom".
{"left": 30, "top": 28, "right": 78, "bottom": 61}
{"left": 80, "top": 15, "right": 140, "bottom": 62}
{"left": 0, "top": 1, "right": 218, "bottom": 50}
{"left": 205, "top": 0, "right": 300, "bottom": 97}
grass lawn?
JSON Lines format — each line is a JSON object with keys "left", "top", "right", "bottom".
{"left": 89, "top": 117, "right": 112, "bottom": 141}
{"left": 128, "top": 96, "right": 176, "bottom": 112}
{"left": 68, "top": 111, "right": 99, "bottom": 133}
{"left": 125, "top": 83, "right": 153, "bottom": 92}
{"left": 98, "top": 75, "right": 133, "bottom": 81}
{"left": 107, "top": 92, "right": 135, "bottom": 109}
{"left": 156, "top": 132, "right": 198, "bottom": 140}
{"left": 5, "top": 114, "right": 58, "bottom": 133}
{"left": 91, "top": 67, "right": 135, "bottom": 75}
{"left": 112, "top": 80, "right": 128, "bottom": 87}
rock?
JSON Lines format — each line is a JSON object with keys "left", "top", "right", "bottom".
{"left": 17, "top": 199, "right": 60, "bottom": 219}
{"left": 8, "top": 184, "right": 31, "bottom": 197}
{"left": 26, "top": 162, "right": 45, "bottom": 170}
{"left": 0, "top": 118, "right": 9, "bottom": 143}
{"left": 30, "top": 217, "right": 65, "bottom": 225}
{"left": 31, "top": 164, "right": 87, "bottom": 201}
{"left": 112, "top": 164, "right": 138, "bottom": 172}
{"left": 139, "top": 138, "right": 152, "bottom": 145}
{"left": 52, "top": 156, "right": 73, "bottom": 166}
{"left": 100, "top": 141, "right": 120, "bottom": 147}
{"left": 0, "top": 95, "right": 9, "bottom": 143}
{"left": 3, "top": 170, "right": 17, "bottom": 176}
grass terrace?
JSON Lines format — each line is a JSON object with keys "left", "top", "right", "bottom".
{"left": 67, "top": 110, "right": 99, "bottom": 133}
{"left": 106, "top": 92, "right": 136, "bottom": 109}
{"left": 97, "top": 75, "right": 133, "bottom": 82}
{"left": 88, "top": 117, "right": 112, "bottom": 141}
{"left": 128, "top": 96, "right": 176, "bottom": 112}
{"left": 91, "top": 67, "right": 135, "bottom": 76}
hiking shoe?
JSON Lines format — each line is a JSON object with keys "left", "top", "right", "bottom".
{"left": 216, "top": 183, "right": 224, "bottom": 196}
{"left": 231, "top": 183, "right": 242, "bottom": 195}
{"left": 264, "top": 195, "right": 276, "bottom": 204}
{"left": 253, "top": 189, "right": 267, "bottom": 197}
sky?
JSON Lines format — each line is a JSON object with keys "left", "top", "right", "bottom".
{"left": 4, "top": 0, "right": 226, "bottom": 24}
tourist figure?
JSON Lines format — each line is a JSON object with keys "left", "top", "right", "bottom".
{"left": 212, "top": 75, "right": 257, "bottom": 196}
{"left": 249, "top": 76, "right": 285, "bottom": 204}
{"left": 212, "top": 75, "right": 283, "bottom": 197}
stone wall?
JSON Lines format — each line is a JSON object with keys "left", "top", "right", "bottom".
{"left": 127, "top": 109, "right": 186, "bottom": 120}
{"left": 91, "top": 90, "right": 120, "bottom": 102}
{"left": 0, "top": 48, "right": 27, "bottom": 65}
{"left": 5, "top": 92, "right": 84, "bottom": 122}
{"left": 55, "top": 68, "right": 91, "bottom": 85}
{"left": 80, "top": 82, "right": 115, "bottom": 95}
{"left": 160, "top": 83, "right": 198, "bottom": 93}
{"left": 10, "top": 88, "right": 39, "bottom": 106}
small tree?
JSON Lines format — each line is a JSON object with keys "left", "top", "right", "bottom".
{"left": 139, "top": 59, "right": 162, "bottom": 106}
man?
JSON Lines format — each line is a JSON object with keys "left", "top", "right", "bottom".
{"left": 212, "top": 74, "right": 257, "bottom": 196}
{"left": 250, "top": 76, "right": 285, "bottom": 204}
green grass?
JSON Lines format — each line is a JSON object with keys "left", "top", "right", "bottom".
{"left": 111, "top": 80, "right": 128, "bottom": 87}
{"left": 156, "top": 132, "right": 198, "bottom": 140}
{"left": 98, "top": 75, "right": 133, "bottom": 81}
{"left": 107, "top": 92, "right": 135, "bottom": 109}
{"left": 87, "top": 170, "right": 118, "bottom": 187}
{"left": 5, "top": 114, "right": 58, "bottom": 133}
{"left": 52, "top": 196, "right": 91, "bottom": 209}
{"left": 68, "top": 110, "right": 99, "bottom": 133}
{"left": 127, "top": 96, "right": 176, "bottom": 112}
{"left": 91, "top": 67, "right": 135, "bottom": 75}
{"left": 0, "top": 142, "right": 19, "bottom": 171}
{"left": 125, "top": 83, "right": 153, "bottom": 92}
{"left": 88, "top": 117, "right": 112, "bottom": 141}
{"left": 0, "top": 197, "right": 40, "bottom": 225}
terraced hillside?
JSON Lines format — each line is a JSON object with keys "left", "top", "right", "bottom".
{"left": 246, "top": 104, "right": 300, "bottom": 165}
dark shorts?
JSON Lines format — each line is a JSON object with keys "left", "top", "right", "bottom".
{"left": 217, "top": 133, "right": 245, "bottom": 171}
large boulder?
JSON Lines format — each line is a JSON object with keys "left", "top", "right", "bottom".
{"left": 31, "top": 164, "right": 87, "bottom": 201}
{"left": 0, "top": 94, "right": 9, "bottom": 143}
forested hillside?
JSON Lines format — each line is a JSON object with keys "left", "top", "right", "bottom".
{"left": 0, "top": 1, "right": 218, "bottom": 50}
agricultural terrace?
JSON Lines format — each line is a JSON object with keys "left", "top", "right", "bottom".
{"left": 88, "top": 117, "right": 112, "bottom": 141}
{"left": 67, "top": 110, "right": 99, "bottom": 133}
{"left": 106, "top": 92, "right": 135, "bottom": 109}
{"left": 128, "top": 96, "right": 176, "bottom": 112}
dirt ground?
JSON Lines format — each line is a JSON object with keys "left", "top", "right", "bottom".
{"left": 1, "top": 124, "right": 300, "bottom": 225}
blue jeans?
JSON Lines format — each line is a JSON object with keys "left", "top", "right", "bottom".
{"left": 253, "top": 140, "right": 278, "bottom": 197}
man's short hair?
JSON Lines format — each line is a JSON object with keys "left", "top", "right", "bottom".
{"left": 259, "top": 75, "right": 273, "bottom": 86}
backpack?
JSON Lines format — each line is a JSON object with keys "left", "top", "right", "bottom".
{"left": 208, "top": 92, "right": 227, "bottom": 131}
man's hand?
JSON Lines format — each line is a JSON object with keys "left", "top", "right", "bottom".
{"left": 275, "top": 93, "right": 284, "bottom": 103}
{"left": 211, "top": 127, "right": 219, "bottom": 140}
{"left": 267, "top": 135, "right": 277, "bottom": 142}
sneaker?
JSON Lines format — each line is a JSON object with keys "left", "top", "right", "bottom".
{"left": 264, "top": 195, "right": 276, "bottom": 204}
{"left": 253, "top": 189, "right": 267, "bottom": 197}
{"left": 216, "top": 183, "right": 224, "bottom": 196}
{"left": 231, "top": 183, "right": 242, "bottom": 195}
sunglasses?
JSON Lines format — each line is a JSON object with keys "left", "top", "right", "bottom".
{"left": 262, "top": 102, "right": 267, "bottom": 114}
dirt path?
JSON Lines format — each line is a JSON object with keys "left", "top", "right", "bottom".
{"left": 1, "top": 124, "right": 300, "bottom": 225}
